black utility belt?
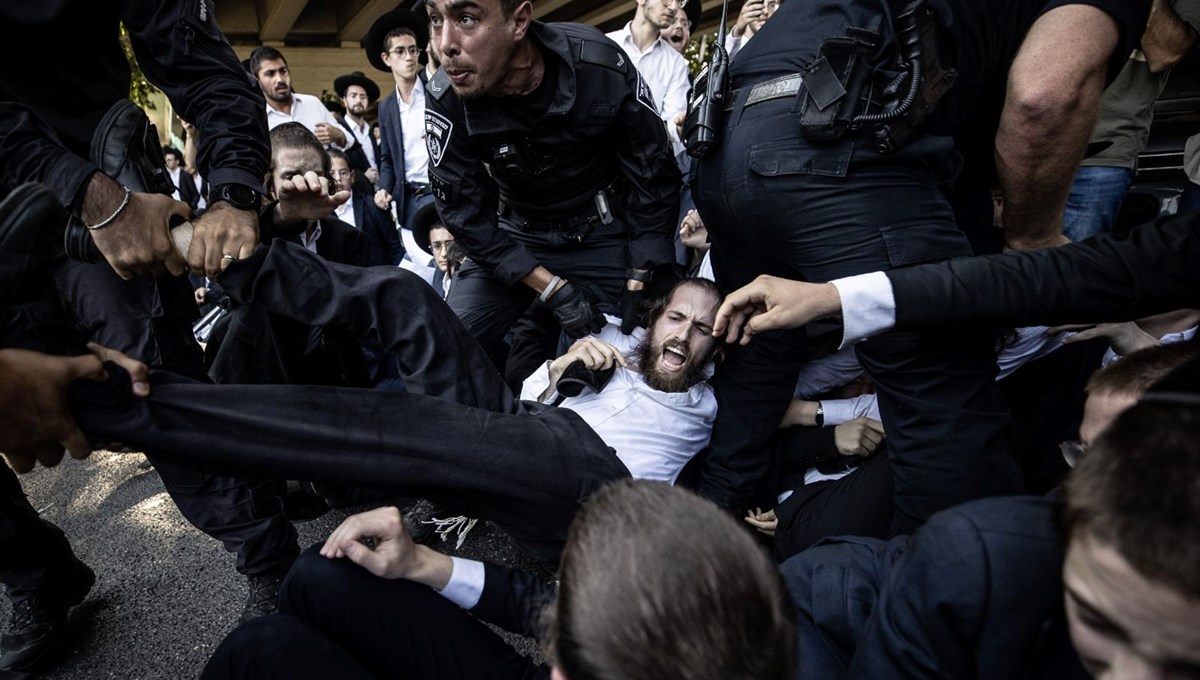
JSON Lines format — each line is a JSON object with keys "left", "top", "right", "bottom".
{"left": 501, "top": 185, "right": 620, "bottom": 240}
{"left": 723, "top": 73, "right": 804, "bottom": 112}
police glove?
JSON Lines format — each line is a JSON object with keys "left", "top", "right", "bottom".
{"left": 548, "top": 282, "right": 606, "bottom": 338}
{"left": 619, "top": 287, "right": 645, "bottom": 335}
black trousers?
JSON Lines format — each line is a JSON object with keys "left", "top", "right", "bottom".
{"left": 69, "top": 242, "right": 631, "bottom": 560}
{"left": 772, "top": 453, "right": 893, "bottom": 562}
{"left": 201, "top": 546, "right": 544, "bottom": 680}
{"left": 693, "top": 92, "right": 1021, "bottom": 532}
{"left": 0, "top": 464, "right": 77, "bottom": 601}
{"left": 447, "top": 215, "right": 630, "bottom": 351}
{"left": 53, "top": 260, "right": 298, "bottom": 576}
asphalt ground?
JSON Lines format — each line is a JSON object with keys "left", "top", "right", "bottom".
{"left": 3, "top": 451, "right": 552, "bottom": 679}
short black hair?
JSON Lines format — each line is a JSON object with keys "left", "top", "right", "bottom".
{"left": 268, "top": 122, "right": 331, "bottom": 177}
{"left": 249, "top": 45, "right": 287, "bottom": 77}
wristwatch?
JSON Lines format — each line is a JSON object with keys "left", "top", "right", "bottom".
{"left": 210, "top": 183, "right": 263, "bottom": 212}
{"left": 814, "top": 401, "right": 825, "bottom": 427}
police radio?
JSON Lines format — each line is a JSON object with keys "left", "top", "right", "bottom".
{"left": 682, "top": 0, "right": 733, "bottom": 159}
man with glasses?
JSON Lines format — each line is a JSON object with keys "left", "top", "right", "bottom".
{"left": 365, "top": 9, "right": 436, "bottom": 249}
{"left": 330, "top": 149, "right": 404, "bottom": 267}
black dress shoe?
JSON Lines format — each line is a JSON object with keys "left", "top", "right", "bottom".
{"left": 0, "top": 557, "right": 95, "bottom": 672}
{"left": 0, "top": 183, "right": 68, "bottom": 305}
{"left": 65, "top": 99, "right": 176, "bottom": 263}
{"left": 239, "top": 569, "right": 289, "bottom": 624}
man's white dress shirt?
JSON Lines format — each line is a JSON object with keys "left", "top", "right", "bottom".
{"left": 266, "top": 92, "right": 350, "bottom": 150}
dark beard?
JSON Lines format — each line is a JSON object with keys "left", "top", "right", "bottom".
{"left": 635, "top": 335, "right": 707, "bottom": 393}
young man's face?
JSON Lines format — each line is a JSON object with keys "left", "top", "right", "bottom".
{"left": 428, "top": 226, "right": 457, "bottom": 273}
{"left": 256, "top": 58, "right": 293, "bottom": 104}
{"left": 164, "top": 152, "right": 181, "bottom": 171}
{"left": 638, "top": 0, "right": 677, "bottom": 30}
{"left": 637, "top": 284, "right": 720, "bottom": 393}
{"left": 342, "top": 85, "right": 370, "bottom": 117}
{"left": 330, "top": 156, "right": 355, "bottom": 194}
{"left": 269, "top": 146, "right": 327, "bottom": 200}
{"left": 426, "top": 0, "right": 530, "bottom": 99}
{"left": 1063, "top": 536, "right": 1200, "bottom": 678}
{"left": 661, "top": 8, "right": 692, "bottom": 54}
{"left": 383, "top": 33, "right": 423, "bottom": 82}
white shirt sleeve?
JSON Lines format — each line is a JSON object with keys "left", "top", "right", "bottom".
{"left": 820, "top": 394, "right": 880, "bottom": 425}
{"left": 322, "top": 108, "right": 352, "bottom": 151}
{"left": 438, "top": 557, "right": 485, "bottom": 610}
{"left": 830, "top": 272, "right": 896, "bottom": 349}
{"left": 520, "top": 360, "right": 555, "bottom": 402}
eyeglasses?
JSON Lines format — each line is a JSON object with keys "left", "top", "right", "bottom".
{"left": 330, "top": 169, "right": 353, "bottom": 178}
{"left": 387, "top": 46, "right": 423, "bottom": 58}
{"left": 664, "top": 0, "right": 688, "bottom": 9}
{"left": 1059, "top": 439, "right": 1087, "bottom": 468}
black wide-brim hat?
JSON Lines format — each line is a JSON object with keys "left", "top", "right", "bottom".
{"left": 684, "top": 0, "right": 701, "bottom": 29}
{"left": 364, "top": 7, "right": 430, "bottom": 72}
{"left": 333, "top": 71, "right": 381, "bottom": 103}
{"left": 410, "top": 200, "right": 442, "bottom": 256}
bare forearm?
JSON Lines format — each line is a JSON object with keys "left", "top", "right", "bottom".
{"left": 403, "top": 545, "right": 454, "bottom": 591}
{"left": 1143, "top": 0, "right": 1198, "bottom": 72}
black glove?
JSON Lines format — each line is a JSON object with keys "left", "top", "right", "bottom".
{"left": 548, "top": 281, "right": 606, "bottom": 338}
{"left": 619, "top": 287, "right": 645, "bottom": 335}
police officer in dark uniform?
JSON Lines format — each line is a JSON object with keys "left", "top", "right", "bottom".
{"left": 423, "top": 0, "right": 681, "bottom": 348}
{"left": 691, "top": 0, "right": 1150, "bottom": 528}
{"left": 0, "top": 0, "right": 297, "bottom": 669}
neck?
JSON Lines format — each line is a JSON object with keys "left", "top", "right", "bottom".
{"left": 395, "top": 73, "right": 418, "bottom": 101}
{"left": 494, "top": 39, "right": 545, "bottom": 97}
{"left": 266, "top": 95, "right": 292, "bottom": 115}
{"left": 630, "top": 14, "right": 661, "bottom": 50}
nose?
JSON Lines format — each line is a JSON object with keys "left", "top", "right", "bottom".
{"left": 436, "top": 24, "right": 459, "bottom": 59}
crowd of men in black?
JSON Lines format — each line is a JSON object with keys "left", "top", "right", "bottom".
{"left": 2, "top": 0, "right": 1200, "bottom": 677}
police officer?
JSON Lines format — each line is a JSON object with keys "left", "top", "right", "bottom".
{"left": 692, "top": 0, "right": 1151, "bottom": 527}
{"left": 0, "top": 0, "right": 296, "bottom": 669}
{"left": 423, "top": 0, "right": 681, "bottom": 348}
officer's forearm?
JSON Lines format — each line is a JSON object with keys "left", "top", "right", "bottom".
{"left": 521, "top": 265, "right": 566, "bottom": 298}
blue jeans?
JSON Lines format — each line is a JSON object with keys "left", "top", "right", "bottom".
{"left": 1062, "top": 166, "right": 1134, "bottom": 242}
{"left": 1179, "top": 181, "right": 1200, "bottom": 214}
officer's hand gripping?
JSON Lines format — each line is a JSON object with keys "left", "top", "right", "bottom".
{"left": 548, "top": 282, "right": 606, "bottom": 339}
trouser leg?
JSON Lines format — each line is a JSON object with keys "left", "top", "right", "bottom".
{"left": 274, "top": 547, "right": 541, "bottom": 679}
{"left": 0, "top": 465, "right": 74, "bottom": 601}
{"left": 54, "top": 260, "right": 299, "bottom": 575}
{"left": 855, "top": 327, "right": 1021, "bottom": 534}
{"left": 201, "top": 614, "right": 379, "bottom": 680}
{"left": 69, "top": 367, "right": 630, "bottom": 560}
{"left": 772, "top": 453, "right": 893, "bottom": 562}
{"left": 222, "top": 242, "right": 515, "bottom": 412}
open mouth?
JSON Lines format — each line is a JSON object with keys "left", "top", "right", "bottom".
{"left": 660, "top": 345, "right": 689, "bottom": 372}
{"left": 666, "top": 32, "right": 685, "bottom": 46}
{"left": 445, "top": 69, "right": 472, "bottom": 85}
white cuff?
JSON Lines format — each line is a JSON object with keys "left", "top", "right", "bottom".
{"left": 439, "top": 557, "right": 485, "bottom": 610}
{"left": 822, "top": 395, "right": 880, "bottom": 425}
{"left": 831, "top": 272, "right": 896, "bottom": 348}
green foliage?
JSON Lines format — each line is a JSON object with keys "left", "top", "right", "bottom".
{"left": 120, "top": 23, "right": 159, "bottom": 110}
{"left": 685, "top": 32, "right": 718, "bottom": 76}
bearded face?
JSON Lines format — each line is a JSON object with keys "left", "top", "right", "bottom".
{"left": 634, "top": 283, "right": 720, "bottom": 393}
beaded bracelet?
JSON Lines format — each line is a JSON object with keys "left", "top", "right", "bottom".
{"left": 84, "top": 186, "right": 131, "bottom": 230}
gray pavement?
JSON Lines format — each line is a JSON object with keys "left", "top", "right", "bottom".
{"left": 3, "top": 451, "right": 551, "bottom": 679}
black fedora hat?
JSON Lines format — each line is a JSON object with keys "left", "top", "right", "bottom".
{"left": 684, "top": 0, "right": 702, "bottom": 30}
{"left": 333, "top": 71, "right": 381, "bottom": 103}
{"left": 363, "top": 7, "right": 430, "bottom": 72}
{"left": 410, "top": 200, "right": 443, "bottom": 256}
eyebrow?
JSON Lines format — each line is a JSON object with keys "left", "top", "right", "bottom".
{"left": 1063, "top": 585, "right": 1129, "bottom": 640}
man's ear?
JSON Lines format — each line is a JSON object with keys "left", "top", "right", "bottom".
{"left": 511, "top": 0, "right": 534, "bottom": 40}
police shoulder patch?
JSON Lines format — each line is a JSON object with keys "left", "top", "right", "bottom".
{"left": 579, "top": 39, "right": 627, "bottom": 73}
{"left": 426, "top": 68, "right": 451, "bottom": 100}
{"left": 424, "top": 110, "right": 453, "bottom": 168}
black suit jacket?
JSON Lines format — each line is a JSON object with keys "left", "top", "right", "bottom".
{"left": 173, "top": 169, "right": 200, "bottom": 213}
{"left": 887, "top": 212, "right": 1200, "bottom": 331}
{"left": 781, "top": 495, "right": 1087, "bottom": 679}
{"left": 377, "top": 73, "right": 428, "bottom": 226}
{"left": 349, "top": 192, "right": 404, "bottom": 266}
{"left": 335, "top": 114, "right": 377, "bottom": 176}
{"left": 295, "top": 215, "right": 370, "bottom": 268}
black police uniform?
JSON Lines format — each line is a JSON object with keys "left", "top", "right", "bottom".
{"left": 0, "top": 0, "right": 298, "bottom": 586}
{"left": 425, "top": 21, "right": 681, "bottom": 349}
{"left": 692, "top": 0, "right": 1149, "bottom": 528}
